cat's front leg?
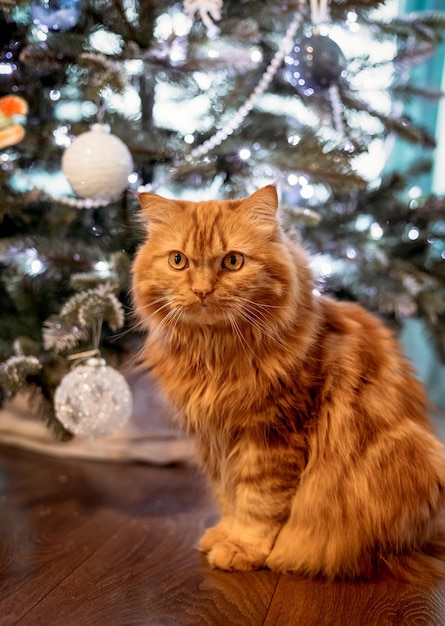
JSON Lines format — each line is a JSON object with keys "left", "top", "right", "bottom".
{"left": 198, "top": 477, "right": 235, "bottom": 553}
{"left": 206, "top": 519, "right": 280, "bottom": 571}
{"left": 204, "top": 481, "right": 284, "bottom": 571}
{"left": 198, "top": 435, "right": 298, "bottom": 571}
{"left": 199, "top": 515, "right": 233, "bottom": 553}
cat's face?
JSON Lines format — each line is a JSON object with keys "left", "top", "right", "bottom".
{"left": 132, "top": 185, "right": 295, "bottom": 331}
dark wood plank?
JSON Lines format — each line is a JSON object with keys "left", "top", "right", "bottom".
{"left": 0, "top": 445, "right": 150, "bottom": 622}
{"left": 0, "top": 445, "right": 279, "bottom": 625}
{"left": 18, "top": 461, "right": 279, "bottom": 624}
{"left": 264, "top": 572, "right": 445, "bottom": 625}
{"left": 24, "top": 521, "right": 279, "bottom": 625}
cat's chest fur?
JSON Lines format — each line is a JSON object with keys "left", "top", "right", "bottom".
{"left": 146, "top": 326, "right": 312, "bottom": 484}
{"left": 143, "top": 308, "right": 321, "bottom": 449}
{"left": 147, "top": 328, "right": 272, "bottom": 431}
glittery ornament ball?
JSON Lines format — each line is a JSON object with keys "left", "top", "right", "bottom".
{"left": 62, "top": 123, "right": 133, "bottom": 201}
{"left": 54, "top": 359, "right": 133, "bottom": 438}
{"left": 285, "top": 34, "right": 346, "bottom": 93}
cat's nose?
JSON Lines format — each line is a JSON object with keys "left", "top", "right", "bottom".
{"left": 192, "top": 271, "right": 215, "bottom": 301}
{"left": 193, "top": 288, "right": 213, "bottom": 301}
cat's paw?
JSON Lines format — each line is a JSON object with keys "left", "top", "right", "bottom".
{"left": 198, "top": 524, "right": 229, "bottom": 553}
{"left": 207, "top": 540, "right": 267, "bottom": 571}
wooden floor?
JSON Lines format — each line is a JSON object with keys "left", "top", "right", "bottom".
{"left": 1, "top": 444, "right": 445, "bottom": 625}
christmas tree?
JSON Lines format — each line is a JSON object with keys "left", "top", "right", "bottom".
{"left": 1, "top": 0, "right": 445, "bottom": 438}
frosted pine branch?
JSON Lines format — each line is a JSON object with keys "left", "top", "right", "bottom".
{"left": 42, "top": 318, "right": 90, "bottom": 352}
{"left": 60, "top": 283, "right": 124, "bottom": 330}
{"left": 0, "top": 355, "right": 41, "bottom": 397}
{"left": 43, "top": 284, "right": 125, "bottom": 353}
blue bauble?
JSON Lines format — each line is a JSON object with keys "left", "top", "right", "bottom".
{"left": 285, "top": 34, "right": 346, "bottom": 93}
{"left": 31, "top": 0, "right": 81, "bottom": 32}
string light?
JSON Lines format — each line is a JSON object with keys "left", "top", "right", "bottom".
{"left": 184, "top": 7, "right": 305, "bottom": 163}
{"left": 239, "top": 148, "right": 251, "bottom": 160}
{"left": 370, "top": 222, "right": 383, "bottom": 240}
{"left": 408, "top": 227, "right": 420, "bottom": 241}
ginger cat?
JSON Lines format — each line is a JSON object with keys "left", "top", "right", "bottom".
{"left": 132, "top": 185, "right": 445, "bottom": 581}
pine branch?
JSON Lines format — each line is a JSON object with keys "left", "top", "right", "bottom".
{"left": 86, "top": 0, "right": 156, "bottom": 49}
{"left": 29, "top": 387, "right": 73, "bottom": 441}
{"left": 391, "top": 83, "right": 443, "bottom": 104}
{"left": 264, "top": 136, "right": 367, "bottom": 191}
{"left": 371, "top": 12, "right": 445, "bottom": 43}
{"left": 0, "top": 355, "right": 41, "bottom": 397}
{"left": 62, "top": 284, "right": 124, "bottom": 330}
{"left": 0, "top": 0, "right": 27, "bottom": 15}
{"left": 330, "top": 0, "right": 386, "bottom": 12}
{"left": 142, "top": 37, "right": 261, "bottom": 74}
{"left": 401, "top": 11, "right": 445, "bottom": 43}
{"left": 0, "top": 0, "right": 15, "bottom": 14}
{"left": 393, "top": 42, "right": 437, "bottom": 67}
{"left": 70, "top": 273, "right": 118, "bottom": 290}
{"left": 0, "top": 236, "right": 116, "bottom": 270}
{"left": 42, "top": 318, "right": 90, "bottom": 353}
{"left": 417, "top": 196, "right": 445, "bottom": 217}
{"left": 341, "top": 89, "right": 436, "bottom": 146}
{"left": 43, "top": 283, "right": 125, "bottom": 353}
{"left": 78, "top": 52, "right": 127, "bottom": 95}
{"left": 19, "top": 43, "right": 72, "bottom": 74}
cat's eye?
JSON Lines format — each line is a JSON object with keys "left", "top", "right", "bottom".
{"left": 222, "top": 252, "right": 244, "bottom": 271}
{"left": 168, "top": 251, "right": 188, "bottom": 270}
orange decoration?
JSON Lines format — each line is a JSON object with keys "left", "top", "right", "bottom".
{"left": 0, "top": 95, "right": 28, "bottom": 117}
{"left": 0, "top": 94, "right": 28, "bottom": 150}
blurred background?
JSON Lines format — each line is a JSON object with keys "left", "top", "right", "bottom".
{"left": 0, "top": 0, "right": 444, "bottom": 447}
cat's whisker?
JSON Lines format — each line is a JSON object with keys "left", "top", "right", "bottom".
{"left": 138, "top": 297, "right": 172, "bottom": 315}
{"left": 109, "top": 324, "right": 139, "bottom": 342}
{"left": 110, "top": 310, "right": 163, "bottom": 343}
{"left": 227, "top": 312, "right": 257, "bottom": 359}
{"left": 124, "top": 342, "right": 147, "bottom": 369}
{"left": 149, "top": 304, "right": 185, "bottom": 346}
{"left": 166, "top": 306, "right": 184, "bottom": 336}
{"left": 233, "top": 303, "right": 285, "bottom": 347}
{"left": 137, "top": 300, "right": 175, "bottom": 329}
{"left": 237, "top": 296, "right": 286, "bottom": 310}
{"left": 141, "top": 310, "right": 171, "bottom": 345}
{"left": 149, "top": 308, "right": 176, "bottom": 340}
{"left": 233, "top": 307, "right": 278, "bottom": 351}
{"left": 236, "top": 299, "right": 294, "bottom": 349}
{"left": 151, "top": 311, "right": 176, "bottom": 353}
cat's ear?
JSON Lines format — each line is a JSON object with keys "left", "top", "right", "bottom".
{"left": 240, "top": 185, "right": 279, "bottom": 233}
{"left": 247, "top": 185, "right": 279, "bottom": 216}
{"left": 138, "top": 192, "right": 178, "bottom": 224}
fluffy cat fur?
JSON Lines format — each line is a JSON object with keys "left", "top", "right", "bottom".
{"left": 132, "top": 184, "right": 445, "bottom": 582}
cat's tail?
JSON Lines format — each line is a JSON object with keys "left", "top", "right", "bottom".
{"left": 267, "top": 526, "right": 445, "bottom": 583}
{"left": 380, "top": 535, "right": 445, "bottom": 584}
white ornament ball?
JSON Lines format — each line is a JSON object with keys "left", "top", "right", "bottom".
{"left": 62, "top": 123, "right": 133, "bottom": 201}
{"left": 54, "top": 358, "right": 133, "bottom": 438}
